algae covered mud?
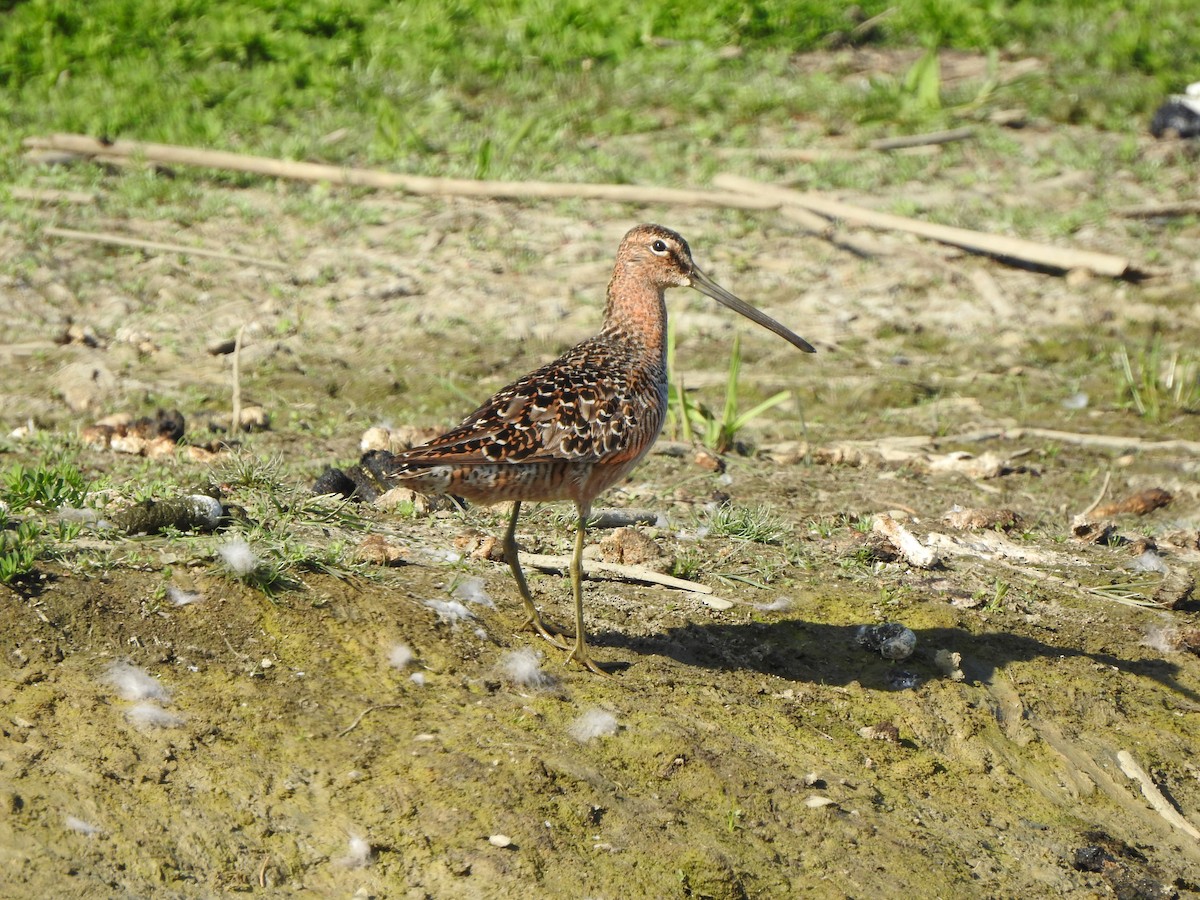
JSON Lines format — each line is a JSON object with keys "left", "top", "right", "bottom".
{"left": 4, "top": 148, "right": 1200, "bottom": 895}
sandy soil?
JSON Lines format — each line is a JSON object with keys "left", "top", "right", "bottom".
{"left": 2, "top": 119, "right": 1200, "bottom": 898}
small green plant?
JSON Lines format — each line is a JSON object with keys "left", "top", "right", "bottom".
{"left": 671, "top": 547, "right": 705, "bottom": 581}
{"left": 900, "top": 46, "right": 942, "bottom": 116}
{"left": 218, "top": 451, "right": 287, "bottom": 491}
{"left": 0, "top": 519, "right": 42, "bottom": 584}
{"left": 3, "top": 461, "right": 90, "bottom": 511}
{"left": 983, "top": 579, "right": 1010, "bottom": 612}
{"left": 726, "top": 805, "right": 745, "bottom": 833}
{"left": 1114, "top": 340, "right": 1200, "bottom": 420}
{"left": 667, "top": 326, "right": 795, "bottom": 454}
{"left": 211, "top": 478, "right": 374, "bottom": 596}
{"left": 706, "top": 503, "right": 788, "bottom": 545}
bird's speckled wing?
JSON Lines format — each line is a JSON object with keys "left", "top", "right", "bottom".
{"left": 394, "top": 338, "right": 665, "bottom": 468}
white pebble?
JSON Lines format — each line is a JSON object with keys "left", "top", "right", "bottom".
{"left": 569, "top": 708, "right": 619, "bottom": 742}
{"left": 104, "top": 662, "right": 171, "bottom": 702}
{"left": 410, "top": 672, "right": 426, "bottom": 686}
{"left": 184, "top": 494, "right": 223, "bottom": 530}
{"left": 489, "top": 834, "right": 513, "bottom": 848}
{"left": 218, "top": 539, "right": 260, "bottom": 576}
{"left": 880, "top": 629, "right": 917, "bottom": 661}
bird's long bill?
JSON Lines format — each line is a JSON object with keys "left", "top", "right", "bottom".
{"left": 690, "top": 266, "right": 816, "bottom": 353}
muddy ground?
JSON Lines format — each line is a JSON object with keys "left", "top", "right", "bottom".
{"left": 3, "top": 118, "right": 1200, "bottom": 899}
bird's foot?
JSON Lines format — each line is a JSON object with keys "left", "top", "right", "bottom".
{"left": 519, "top": 613, "right": 573, "bottom": 651}
{"left": 566, "top": 641, "right": 617, "bottom": 678}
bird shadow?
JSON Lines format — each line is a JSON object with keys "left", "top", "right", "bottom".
{"left": 598, "top": 618, "right": 1199, "bottom": 704}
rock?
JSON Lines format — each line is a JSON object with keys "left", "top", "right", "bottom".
{"left": 934, "top": 649, "right": 966, "bottom": 681}
{"left": 693, "top": 448, "right": 725, "bottom": 473}
{"left": 941, "top": 507, "right": 1021, "bottom": 531}
{"left": 81, "top": 409, "right": 185, "bottom": 454}
{"left": 358, "top": 424, "right": 444, "bottom": 453}
{"left": 1149, "top": 82, "right": 1200, "bottom": 138}
{"left": 597, "top": 527, "right": 673, "bottom": 571}
{"left": 454, "top": 529, "right": 503, "bottom": 561}
{"left": 1153, "top": 569, "right": 1195, "bottom": 609}
{"left": 1093, "top": 488, "right": 1172, "bottom": 518}
{"left": 1071, "top": 519, "right": 1119, "bottom": 545}
{"left": 53, "top": 360, "right": 117, "bottom": 412}
{"left": 858, "top": 722, "right": 901, "bottom": 743}
{"left": 376, "top": 486, "right": 432, "bottom": 513}
{"left": 856, "top": 623, "right": 917, "bottom": 660}
{"left": 354, "top": 535, "right": 407, "bottom": 566}
{"left": 234, "top": 406, "right": 270, "bottom": 432}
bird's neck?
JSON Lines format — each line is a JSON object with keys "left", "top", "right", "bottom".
{"left": 600, "top": 269, "right": 668, "bottom": 368}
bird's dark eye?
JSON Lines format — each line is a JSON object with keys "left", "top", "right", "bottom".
{"left": 650, "top": 239, "right": 668, "bottom": 254}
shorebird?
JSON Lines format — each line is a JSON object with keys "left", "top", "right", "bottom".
{"left": 386, "top": 224, "right": 814, "bottom": 674}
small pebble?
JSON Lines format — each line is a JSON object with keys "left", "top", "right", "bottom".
{"left": 856, "top": 622, "right": 917, "bottom": 660}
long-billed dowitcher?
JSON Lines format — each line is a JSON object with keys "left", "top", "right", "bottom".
{"left": 386, "top": 224, "right": 814, "bottom": 674}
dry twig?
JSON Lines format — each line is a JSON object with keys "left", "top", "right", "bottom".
{"left": 713, "top": 173, "right": 1136, "bottom": 278}
{"left": 873, "top": 514, "right": 940, "bottom": 569}
{"left": 1077, "top": 470, "right": 1112, "bottom": 519}
{"left": 868, "top": 127, "right": 976, "bottom": 151}
{"left": 952, "top": 427, "right": 1200, "bottom": 456}
{"left": 43, "top": 226, "right": 288, "bottom": 270}
{"left": 713, "top": 147, "right": 860, "bottom": 163}
{"left": 1117, "top": 750, "right": 1200, "bottom": 840}
{"left": 521, "top": 552, "right": 713, "bottom": 593}
{"left": 9, "top": 186, "right": 98, "bottom": 205}
{"left": 338, "top": 703, "right": 407, "bottom": 737}
{"left": 230, "top": 325, "right": 246, "bottom": 438}
{"left": 25, "top": 134, "right": 777, "bottom": 210}
{"left": 1117, "top": 200, "right": 1200, "bottom": 219}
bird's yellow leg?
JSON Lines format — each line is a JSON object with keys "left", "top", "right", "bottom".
{"left": 566, "top": 503, "right": 612, "bottom": 676}
{"left": 505, "top": 500, "right": 572, "bottom": 650}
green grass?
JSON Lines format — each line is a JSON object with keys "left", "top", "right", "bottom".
{"left": 2, "top": 460, "right": 90, "bottom": 511}
{"left": 2, "top": 0, "right": 1199, "bottom": 192}
{"left": 668, "top": 326, "right": 797, "bottom": 453}
{"left": 1114, "top": 339, "right": 1200, "bottom": 422}
{"left": 0, "top": 459, "right": 91, "bottom": 584}
{"left": 705, "top": 502, "right": 789, "bottom": 545}
{"left": 0, "top": 519, "right": 42, "bottom": 585}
